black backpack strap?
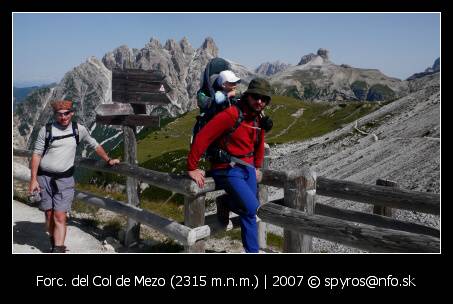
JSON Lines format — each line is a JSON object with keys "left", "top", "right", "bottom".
{"left": 72, "top": 121, "right": 79, "bottom": 145}
{"left": 254, "top": 118, "right": 261, "bottom": 148}
{"left": 224, "top": 105, "right": 243, "bottom": 145}
{"left": 42, "top": 122, "right": 53, "bottom": 156}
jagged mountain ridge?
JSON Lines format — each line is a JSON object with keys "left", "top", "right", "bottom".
{"left": 13, "top": 37, "right": 258, "bottom": 153}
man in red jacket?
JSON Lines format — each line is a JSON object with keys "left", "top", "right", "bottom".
{"left": 187, "top": 78, "right": 272, "bottom": 253}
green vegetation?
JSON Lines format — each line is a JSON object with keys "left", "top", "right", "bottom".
{"left": 303, "top": 82, "right": 320, "bottom": 99}
{"left": 350, "top": 81, "right": 369, "bottom": 101}
{"left": 367, "top": 84, "right": 395, "bottom": 101}
{"left": 266, "top": 232, "right": 284, "bottom": 250}
{"left": 264, "top": 96, "right": 380, "bottom": 145}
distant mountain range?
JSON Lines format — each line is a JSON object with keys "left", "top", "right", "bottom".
{"left": 13, "top": 36, "right": 440, "bottom": 159}
{"left": 13, "top": 83, "right": 57, "bottom": 110}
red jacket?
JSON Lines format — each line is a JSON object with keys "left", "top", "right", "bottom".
{"left": 187, "top": 103, "right": 265, "bottom": 171}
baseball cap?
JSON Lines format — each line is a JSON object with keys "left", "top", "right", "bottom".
{"left": 218, "top": 70, "right": 241, "bottom": 84}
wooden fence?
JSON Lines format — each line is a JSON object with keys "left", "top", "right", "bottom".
{"left": 13, "top": 148, "right": 440, "bottom": 253}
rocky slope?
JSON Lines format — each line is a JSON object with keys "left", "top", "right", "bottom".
{"left": 255, "top": 60, "right": 291, "bottom": 76}
{"left": 266, "top": 72, "right": 440, "bottom": 252}
{"left": 269, "top": 48, "right": 409, "bottom": 102}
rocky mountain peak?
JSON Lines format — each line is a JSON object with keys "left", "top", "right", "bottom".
{"left": 255, "top": 60, "right": 291, "bottom": 76}
{"left": 179, "top": 37, "right": 193, "bottom": 54}
{"left": 298, "top": 48, "right": 331, "bottom": 66}
{"left": 147, "top": 37, "right": 162, "bottom": 49}
{"left": 164, "top": 39, "right": 181, "bottom": 52}
{"left": 317, "top": 48, "right": 329, "bottom": 60}
{"left": 298, "top": 53, "right": 317, "bottom": 65}
{"left": 102, "top": 45, "right": 135, "bottom": 70}
{"left": 201, "top": 37, "right": 218, "bottom": 57}
{"left": 426, "top": 57, "right": 440, "bottom": 73}
{"left": 407, "top": 57, "right": 440, "bottom": 81}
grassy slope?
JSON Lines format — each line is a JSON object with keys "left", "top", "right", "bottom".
{"left": 135, "top": 96, "right": 380, "bottom": 163}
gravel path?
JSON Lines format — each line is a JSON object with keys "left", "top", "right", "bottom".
{"left": 13, "top": 200, "right": 104, "bottom": 253}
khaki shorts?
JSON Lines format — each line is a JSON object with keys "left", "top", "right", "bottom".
{"left": 37, "top": 175, "right": 75, "bottom": 212}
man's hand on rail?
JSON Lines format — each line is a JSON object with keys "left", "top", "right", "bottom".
{"left": 188, "top": 169, "right": 205, "bottom": 188}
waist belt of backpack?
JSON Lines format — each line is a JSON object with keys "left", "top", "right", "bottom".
{"left": 225, "top": 150, "right": 255, "bottom": 168}
{"left": 229, "top": 155, "right": 255, "bottom": 168}
{"left": 37, "top": 166, "right": 75, "bottom": 178}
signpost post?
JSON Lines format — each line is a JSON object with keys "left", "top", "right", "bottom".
{"left": 95, "top": 68, "right": 171, "bottom": 247}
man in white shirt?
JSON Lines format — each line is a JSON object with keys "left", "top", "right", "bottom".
{"left": 28, "top": 100, "right": 120, "bottom": 253}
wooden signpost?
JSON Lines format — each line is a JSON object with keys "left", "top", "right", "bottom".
{"left": 95, "top": 68, "right": 172, "bottom": 247}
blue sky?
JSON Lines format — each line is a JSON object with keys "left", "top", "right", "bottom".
{"left": 13, "top": 13, "right": 440, "bottom": 87}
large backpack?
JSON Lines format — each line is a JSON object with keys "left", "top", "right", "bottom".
{"left": 42, "top": 121, "right": 80, "bottom": 156}
{"left": 192, "top": 103, "right": 261, "bottom": 166}
{"left": 199, "top": 57, "right": 231, "bottom": 100}
{"left": 191, "top": 58, "right": 234, "bottom": 145}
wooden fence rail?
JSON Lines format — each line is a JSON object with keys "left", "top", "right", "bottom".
{"left": 270, "top": 198, "right": 439, "bottom": 238}
{"left": 13, "top": 148, "right": 440, "bottom": 253}
{"left": 14, "top": 149, "right": 439, "bottom": 214}
{"left": 257, "top": 203, "right": 439, "bottom": 253}
{"left": 317, "top": 177, "right": 439, "bottom": 215}
{"left": 13, "top": 164, "right": 210, "bottom": 246}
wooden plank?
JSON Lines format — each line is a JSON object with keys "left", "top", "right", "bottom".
{"left": 113, "top": 79, "right": 165, "bottom": 93}
{"left": 184, "top": 195, "right": 206, "bottom": 252}
{"left": 113, "top": 69, "right": 166, "bottom": 82}
{"left": 373, "top": 179, "right": 397, "bottom": 217}
{"left": 123, "top": 125, "right": 140, "bottom": 247}
{"left": 112, "top": 69, "right": 171, "bottom": 93}
{"left": 283, "top": 168, "right": 316, "bottom": 253}
{"left": 258, "top": 144, "right": 270, "bottom": 249}
{"left": 270, "top": 198, "right": 439, "bottom": 238}
{"left": 317, "top": 177, "right": 439, "bottom": 215}
{"left": 112, "top": 91, "right": 171, "bottom": 104}
{"left": 95, "top": 103, "right": 133, "bottom": 116}
{"left": 96, "top": 115, "right": 160, "bottom": 127}
{"left": 258, "top": 203, "right": 440, "bottom": 253}
{"left": 74, "top": 191, "right": 209, "bottom": 246}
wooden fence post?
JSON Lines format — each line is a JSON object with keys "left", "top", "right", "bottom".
{"left": 123, "top": 124, "right": 141, "bottom": 247}
{"left": 283, "top": 167, "right": 317, "bottom": 253}
{"left": 373, "top": 179, "right": 397, "bottom": 217}
{"left": 258, "top": 144, "right": 270, "bottom": 250}
{"left": 184, "top": 195, "right": 206, "bottom": 252}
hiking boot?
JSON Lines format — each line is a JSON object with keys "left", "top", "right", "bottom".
{"left": 216, "top": 196, "right": 230, "bottom": 227}
{"left": 52, "top": 245, "right": 67, "bottom": 253}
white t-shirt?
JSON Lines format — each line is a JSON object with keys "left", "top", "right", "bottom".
{"left": 33, "top": 122, "right": 100, "bottom": 173}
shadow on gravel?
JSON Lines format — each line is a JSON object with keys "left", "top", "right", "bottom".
{"left": 13, "top": 221, "right": 51, "bottom": 252}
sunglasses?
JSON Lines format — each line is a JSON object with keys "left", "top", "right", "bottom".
{"left": 54, "top": 110, "right": 73, "bottom": 117}
{"left": 250, "top": 93, "right": 271, "bottom": 105}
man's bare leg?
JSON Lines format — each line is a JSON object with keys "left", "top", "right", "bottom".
{"left": 53, "top": 211, "right": 67, "bottom": 250}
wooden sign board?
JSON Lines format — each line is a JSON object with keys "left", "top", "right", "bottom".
{"left": 95, "top": 103, "right": 160, "bottom": 127}
{"left": 95, "top": 103, "right": 134, "bottom": 116}
{"left": 112, "top": 91, "right": 171, "bottom": 105}
{"left": 96, "top": 114, "right": 160, "bottom": 128}
{"left": 112, "top": 69, "right": 172, "bottom": 105}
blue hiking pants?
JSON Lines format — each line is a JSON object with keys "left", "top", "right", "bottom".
{"left": 211, "top": 165, "right": 259, "bottom": 253}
